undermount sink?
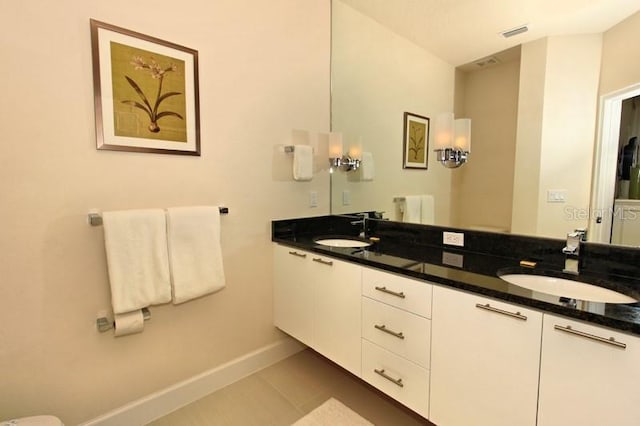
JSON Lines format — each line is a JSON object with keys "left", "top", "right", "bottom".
{"left": 314, "top": 237, "right": 372, "bottom": 248}
{"left": 499, "top": 273, "right": 638, "bottom": 304}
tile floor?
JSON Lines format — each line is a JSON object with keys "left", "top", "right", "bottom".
{"left": 148, "top": 348, "right": 432, "bottom": 425}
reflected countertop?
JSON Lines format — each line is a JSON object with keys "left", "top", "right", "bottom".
{"left": 272, "top": 233, "right": 640, "bottom": 336}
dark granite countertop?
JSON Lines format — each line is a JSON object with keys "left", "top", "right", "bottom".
{"left": 272, "top": 215, "right": 640, "bottom": 337}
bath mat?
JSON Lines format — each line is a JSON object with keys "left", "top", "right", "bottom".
{"left": 292, "top": 397, "right": 374, "bottom": 425}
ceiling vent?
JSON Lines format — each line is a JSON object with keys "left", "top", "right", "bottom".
{"left": 475, "top": 56, "right": 500, "bottom": 68}
{"left": 501, "top": 25, "right": 529, "bottom": 38}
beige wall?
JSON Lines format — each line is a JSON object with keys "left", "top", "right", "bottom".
{"left": 600, "top": 11, "right": 640, "bottom": 96}
{"left": 511, "top": 38, "right": 547, "bottom": 236}
{"left": 537, "top": 35, "right": 602, "bottom": 238}
{"left": 512, "top": 35, "right": 602, "bottom": 238}
{"left": 452, "top": 57, "right": 520, "bottom": 232}
{"left": 0, "top": 1, "right": 329, "bottom": 423}
{"left": 331, "top": 0, "right": 454, "bottom": 223}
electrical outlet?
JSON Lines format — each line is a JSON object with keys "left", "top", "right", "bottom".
{"left": 342, "top": 190, "right": 351, "bottom": 206}
{"left": 443, "top": 231, "right": 464, "bottom": 247}
{"left": 442, "top": 251, "right": 464, "bottom": 268}
{"left": 309, "top": 191, "right": 318, "bottom": 208}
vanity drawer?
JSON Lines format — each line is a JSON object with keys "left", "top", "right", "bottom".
{"left": 362, "top": 267, "right": 432, "bottom": 318}
{"left": 362, "top": 339, "right": 429, "bottom": 418}
{"left": 362, "top": 296, "right": 431, "bottom": 368}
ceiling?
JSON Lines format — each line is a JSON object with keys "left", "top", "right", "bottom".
{"left": 338, "top": 0, "right": 640, "bottom": 66}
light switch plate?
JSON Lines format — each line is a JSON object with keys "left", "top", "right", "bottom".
{"left": 443, "top": 231, "right": 464, "bottom": 247}
{"left": 547, "top": 189, "right": 567, "bottom": 203}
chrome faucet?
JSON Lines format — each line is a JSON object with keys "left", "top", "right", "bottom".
{"left": 350, "top": 213, "right": 368, "bottom": 237}
{"left": 562, "top": 229, "right": 586, "bottom": 274}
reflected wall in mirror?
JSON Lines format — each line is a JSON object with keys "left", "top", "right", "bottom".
{"left": 331, "top": 0, "right": 640, "bottom": 246}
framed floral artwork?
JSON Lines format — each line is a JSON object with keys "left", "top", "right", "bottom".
{"left": 90, "top": 19, "right": 200, "bottom": 155}
{"left": 403, "top": 112, "right": 430, "bottom": 169}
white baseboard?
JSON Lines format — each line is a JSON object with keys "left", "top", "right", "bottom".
{"left": 80, "top": 337, "right": 305, "bottom": 426}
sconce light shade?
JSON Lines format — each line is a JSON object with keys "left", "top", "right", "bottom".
{"left": 328, "top": 132, "right": 361, "bottom": 172}
{"left": 348, "top": 138, "right": 363, "bottom": 160}
{"left": 329, "top": 132, "right": 344, "bottom": 158}
{"left": 433, "top": 113, "right": 454, "bottom": 150}
{"left": 433, "top": 113, "right": 471, "bottom": 168}
{"left": 454, "top": 118, "right": 471, "bottom": 152}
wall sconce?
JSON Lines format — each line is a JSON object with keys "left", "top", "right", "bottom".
{"left": 329, "top": 132, "right": 362, "bottom": 172}
{"left": 433, "top": 113, "right": 471, "bottom": 168}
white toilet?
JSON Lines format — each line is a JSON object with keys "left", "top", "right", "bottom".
{"left": 2, "top": 416, "right": 63, "bottom": 426}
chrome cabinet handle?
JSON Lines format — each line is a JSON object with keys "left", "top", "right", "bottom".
{"left": 475, "top": 303, "right": 527, "bottom": 321}
{"left": 374, "top": 324, "right": 405, "bottom": 339}
{"left": 374, "top": 286, "right": 406, "bottom": 299}
{"left": 288, "top": 251, "right": 307, "bottom": 258}
{"left": 374, "top": 369, "right": 404, "bottom": 387}
{"left": 554, "top": 324, "right": 626, "bottom": 349}
{"left": 312, "top": 257, "right": 333, "bottom": 266}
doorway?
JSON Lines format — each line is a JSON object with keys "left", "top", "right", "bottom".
{"left": 590, "top": 83, "right": 640, "bottom": 245}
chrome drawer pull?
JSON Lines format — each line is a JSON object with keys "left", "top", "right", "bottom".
{"left": 374, "top": 286, "right": 406, "bottom": 299}
{"left": 312, "top": 257, "right": 333, "bottom": 266}
{"left": 475, "top": 303, "right": 527, "bottom": 321}
{"left": 554, "top": 325, "right": 627, "bottom": 349}
{"left": 288, "top": 251, "right": 307, "bottom": 258}
{"left": 374, "top": 368, "right": 404, "bottom": 387}
{"left": 374, "top": 324, "right": 405, "bottom": 339}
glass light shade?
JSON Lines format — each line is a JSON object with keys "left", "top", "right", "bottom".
{"left": 433, "top": 113, "right": 454, "bottom": 150}
{"left": 329, "top": 132, "right": 343, "bottom": 158}
{"left": 454, "top": 118, "right": 471, "bottom": 152}
{"left": 348, "top": 138, "right": 363, "bottom": 160}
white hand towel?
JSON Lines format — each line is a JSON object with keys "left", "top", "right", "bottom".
{"left": 361, "top": 151, "right": 374, "bottom": 181}
{"left": 293, "top": 145, "right": 313, "bottom": 181}
{"left": 420, "top": 194, "right": 435, "bottom": 225}
{"left": 166, "top": 206, "right": 226, "bottom": 304}
{"left": 102, "top": 209, "right": 172, "bottom": 314}
{"left": 403, "top": 196, "right": 422, "bottom": 224}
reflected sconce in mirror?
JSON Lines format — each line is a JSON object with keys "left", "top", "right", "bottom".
{"left": 433, "top": 113, "right": 471, "bottom": 168}
{"left": 329, "top": 132, "right": 362, "bottom": 172}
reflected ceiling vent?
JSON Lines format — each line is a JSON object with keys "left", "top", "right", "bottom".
{"left": 474, "top": 56, "right": 500, "bottom": 68}
{"left": 501, "top": 24, "right": 529, "bottom": 38}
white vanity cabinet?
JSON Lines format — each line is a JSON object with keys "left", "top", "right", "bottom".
{"left": 360, "top": 267, "right": 432, "bottom": 418}
{"left": 537, "top": 314, "right": 640, "bottom": 426}
{"left": 273, "top": 244, "right": 361, "bottom": 376}
{"left": 430, "top": 285, "right": 543, "bottom": 426}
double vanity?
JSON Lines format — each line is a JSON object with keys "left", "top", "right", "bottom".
{"left": 272, "top": 214, "right": 640, "bottom": 426}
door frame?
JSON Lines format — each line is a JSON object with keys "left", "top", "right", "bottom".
{"left": 590, "top": 83, "right": 640, "bottom": 243}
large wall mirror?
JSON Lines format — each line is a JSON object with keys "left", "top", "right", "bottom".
{"left": 331, "top": 0, "right": 640, "bottom": 247}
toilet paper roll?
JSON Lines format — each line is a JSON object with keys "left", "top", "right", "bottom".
{"left": 114, "top": 310, "right": 144, "bottom": 337}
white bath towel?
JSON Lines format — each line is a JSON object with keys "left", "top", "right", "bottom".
{"left": 293, "top": 145, "right": 313, "bottom": 181}
{"left": 166, "top": 206, "right": 226, "bottom": 304}
{"left": 403, "top": 195, "right": 422, "bottom": 224}
{"left": 420, "top": 194, "right": 435, "bottom": 225}
{"left": 361, "top": 151, "right": 374, "bottom": 181}
{"left": 102, "top": 209, "right": 172, "bottom": 314}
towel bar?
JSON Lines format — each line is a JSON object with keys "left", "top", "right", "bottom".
{"left": 88, "top": 207, "right": 229, "bottom": 226}
{"left": 283, "top": 145, "right": 314, "bottom": 154}
{"left": 393, "top": 197, "right": 406, "bottom": 202}
{"left": 97, "top": 307, "right": 151, "bottom": 332}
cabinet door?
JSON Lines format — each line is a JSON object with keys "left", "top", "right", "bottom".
{"left": 311, "top": 254, "right": 362, "bottom": 376}
{"left": 430, "top": 286, "right": 542, "bottom": 426}
{"left": 538, "top": 314, "right": 640, "bottom": 426}
{"left": 273, "top": 245, "right": 314, "bottom": 345}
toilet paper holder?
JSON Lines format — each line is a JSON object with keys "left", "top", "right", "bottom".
{"left": 97, "top": 308, "right": 151, "bottom": 332}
